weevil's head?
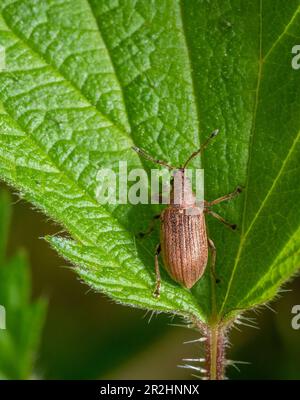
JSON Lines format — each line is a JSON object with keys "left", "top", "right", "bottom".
{"left": 170, "top": 168, "right": 196, "bottom": 208}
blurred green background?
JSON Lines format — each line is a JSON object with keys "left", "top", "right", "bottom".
{"left": 1, "top": 181, "right": 300, "bottom": 380}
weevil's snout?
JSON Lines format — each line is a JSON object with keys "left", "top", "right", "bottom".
{"left": 170, "top": 169, "right": 196, "bottom": 208}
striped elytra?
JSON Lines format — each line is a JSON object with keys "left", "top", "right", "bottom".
{"left": 160, "top": 206, "right": 208, "bottom": 289}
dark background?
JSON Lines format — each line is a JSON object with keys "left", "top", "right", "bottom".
{"left": 4, "top": 182, "right": 300, "bottom": 380}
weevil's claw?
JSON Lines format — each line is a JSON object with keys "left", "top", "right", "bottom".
{"left": 211, "top": 129, "right": 219, "bottom": 138}
{"left": 215, "top": 278, "right": 221, "bottom": 284}
{"left": 230, "top": 224, "right": 237, "bottom": 230}
{"left": 236, "top": 185, "right": 245, "bottom": 193}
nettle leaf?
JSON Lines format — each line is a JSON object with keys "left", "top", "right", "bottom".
{"left": 0, "top": 0, "right": 299, "bottom": 326}
{"left": 0, "top": 190, "right": 46, "bottom": 379}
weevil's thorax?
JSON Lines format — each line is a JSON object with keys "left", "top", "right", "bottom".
{"left": 170, "top": 169, "right": 196, "bottom": 209}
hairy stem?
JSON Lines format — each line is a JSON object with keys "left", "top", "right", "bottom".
{"left": 204, "top": 325, "right": 226, "bottom": 380}
{"left": 192, "top": 317, "right": 227, "bottom": 380}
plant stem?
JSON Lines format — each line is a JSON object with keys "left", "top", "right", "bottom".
{"left": 192, "top": 317, "right": 227, "bottom": 380}
{"left": 204, "top": 325, "right": 226, "bottom": 380}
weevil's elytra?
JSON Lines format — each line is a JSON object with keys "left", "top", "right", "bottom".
{"left": 160, "top": 206, "right": 208, "bottom": 289}
{"left": 133, "top": 130, "right": 243, "bottom": 298}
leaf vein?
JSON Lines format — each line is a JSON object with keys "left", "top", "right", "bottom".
{"left": 219, "top": 0, "right": 263, "bottom": 316}
{"left": 0, "top": 6, "right": 131, "bottom": 140}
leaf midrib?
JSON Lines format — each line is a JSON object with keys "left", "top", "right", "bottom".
{"left": 179, "top": 0, "right": 201, "bottom": 154}
{"left": 85, "top": 0, "right": 131, "bottom": 133}
{"left": 219, "top": 0, "right": 263, "bottom": 317}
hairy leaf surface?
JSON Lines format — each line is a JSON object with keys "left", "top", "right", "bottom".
{"left": 0, "top": 0, "right": 299, "bottom": 323}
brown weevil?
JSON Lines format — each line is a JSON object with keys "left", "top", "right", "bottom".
{"left": 133, "top": 130, "right": 242, "bottom": 297}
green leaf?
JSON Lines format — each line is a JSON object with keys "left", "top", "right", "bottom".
{"left": 0, "top": 190, "right": 46, "bottom": 379}
{"left": 0, "top": 0, "right": 299, "bottom": 325}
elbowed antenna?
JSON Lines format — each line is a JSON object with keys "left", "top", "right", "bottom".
{"left": 132, "top": 146, "right": 176, "bottom": 170}
{"left": 183, "top": 129, "right": 219, "bottom": 168}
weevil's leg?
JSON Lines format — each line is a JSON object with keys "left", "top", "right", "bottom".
{"left": 153, "top": 243, "right": 162, "bottom": 298}
{"left": 206, "top": 209, "right": 237, "bottom": 231}
{"left": 207, "top": 238, "right": 220, "bottom": 283}
{"left": 205, "top": 186, "right": 243, "bottom": 208}
{"left": 137, "top": 213, "right": 161, "bottom": 238}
